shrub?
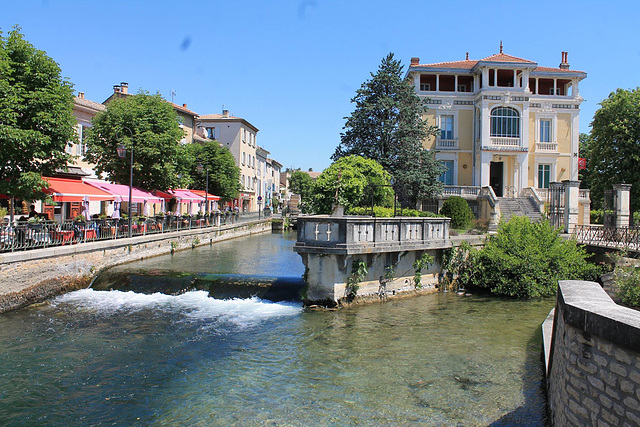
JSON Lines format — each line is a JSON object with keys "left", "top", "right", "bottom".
{"left": 347, "top": 206, "right": 442, "bottom": 218}
{"left": 615, "top": 266, "right": 640, "bottom": 307}
{"left": 440, "top": 196, "right": 474, "bottom": 229}
{"left": 456, "top": 217, "right": 600, "bottom": 298}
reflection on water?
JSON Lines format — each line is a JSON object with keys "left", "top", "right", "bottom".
{"left": 0, "top": 231, "right": 552, "bottom": 425}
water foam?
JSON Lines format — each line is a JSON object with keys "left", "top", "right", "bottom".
{"left": 53, "top": 289, "right": 303, "bottom": 329}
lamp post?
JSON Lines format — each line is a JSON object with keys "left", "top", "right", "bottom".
{"left": 197, "top": 162, "right": 209, "bottom": 216}
{"left": 116, "top": 126, "right": 134, "bottom": 238}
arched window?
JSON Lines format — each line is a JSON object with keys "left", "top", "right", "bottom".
{"left": 490, "top": 107, "right": 520, "bottom": 138}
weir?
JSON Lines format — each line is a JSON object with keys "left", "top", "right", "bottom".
{"left": 294, "top": 215, "right": 452, "bottom": 306}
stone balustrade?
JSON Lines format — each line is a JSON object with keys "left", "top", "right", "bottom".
{"left": 294, "top": 216, "right": 451, "bottom": 255}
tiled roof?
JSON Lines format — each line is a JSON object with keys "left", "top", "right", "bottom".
{"left": 412, "top": 52, "right": 584, "bottom": 74}
{"left": 480, "top": 53, "right": 535, "bottom": 63}
{"left": 199, "top": 113, "right": 242, "bottom": 120}
{"left": 171, "top": 103, "right": 198, "bottom": 116}
{"left": 74, "top": 96, "right": 106, "bottom": 112}
{"left": 415, "top": 59, "right": 477, "bottom": 69}
{"left": 533, "top": 66, "right": 585, "bottom": 74}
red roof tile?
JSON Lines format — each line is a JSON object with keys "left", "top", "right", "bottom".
{"left": 533, "top": 66, "right": 586, "bottom": 74}
{"left": 480, "top": 53, "right": 535, "bottom": 63}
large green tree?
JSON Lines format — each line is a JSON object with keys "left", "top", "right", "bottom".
{"left": 84, "top": 92, "right": 187, "bottom": 191}
{"left": 586, "top": 88, "right": 640, "bottom": 212}
{"left": 312, "top": 155, "right": 392, "bottom": 215}
{"left": 187, "top": 140, "right": 240, "bottom": 202}
{"left": 332, "top": 53, "right": 444, "bottom": 206}
{"left": 288, "top": 170, "right": 315, "bottom": 213}
{"left": 0, "top": 27, "right": 76, "bottom": 206}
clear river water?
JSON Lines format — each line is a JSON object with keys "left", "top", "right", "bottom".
{"left": 0, "top": 230, "right": 553, "bottom": 426}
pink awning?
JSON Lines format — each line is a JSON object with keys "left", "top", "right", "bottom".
{"left": 155, "top": 189, "right": 204, "bottom": 202}
{"left": 44, "top": 177, "right": 114, "bottom": 202}
{"left": 84, "top": 180, "right": 164, "bottom": 204}
{"left": 190, "top": 190, "right": 221, "bottom": 201}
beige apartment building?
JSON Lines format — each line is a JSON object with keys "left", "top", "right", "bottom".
{"left": 198, "top": 110, "right": 260, "bottom": 212}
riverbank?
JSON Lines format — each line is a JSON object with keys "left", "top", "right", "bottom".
{"left": 0, "top": 219, "right": 272, "bottom": 313}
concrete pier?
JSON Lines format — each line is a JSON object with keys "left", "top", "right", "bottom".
{"left": 294, "top": 216, "right": 451, "bottom": 306}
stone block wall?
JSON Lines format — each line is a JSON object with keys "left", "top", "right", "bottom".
{"left": 545, "top": 280, "right": 640, "bottom": 426}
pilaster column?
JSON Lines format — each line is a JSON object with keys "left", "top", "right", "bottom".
{"left": 563, "top": 180, "right": 580, "bottom": 233}
{"left": 614, "top": 184, "right": 632, "bottom": 228}
{"left": 436, "top": 74, "right": 440, "bottom": 92}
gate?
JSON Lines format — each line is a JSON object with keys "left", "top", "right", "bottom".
{"left": 603, "top": 190, "right": 617, "bottom": 228}
{"left": 548, "top": 182, "right": 565, "bottom": 229}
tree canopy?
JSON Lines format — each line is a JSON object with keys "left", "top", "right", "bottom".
{"left": 187, "top": 140, "right": 240, "bottom": 202}
{"left": 0, "top": 27, "right": 76, "bottom": 202}
{"left": 288, "top": 170, "right": 315, "bottom": 213}
{"left": 312, "top": 155, "right": 392, "bottom": 214}
{"left": 332, "top": 53, "right": 443, "bottom": 205}
{"left": 585, "top": 88, "right": 640, "bottom": 212}
{"left": 84, "top": 92, "right": 187, "bottom": 192}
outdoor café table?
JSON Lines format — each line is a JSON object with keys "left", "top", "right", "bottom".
{"left": 51, "top": 230, "right": 74, "bottom": 245}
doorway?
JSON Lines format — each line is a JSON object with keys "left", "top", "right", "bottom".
{"left": 490, "top": 162, "right": 504, "bottom": 197}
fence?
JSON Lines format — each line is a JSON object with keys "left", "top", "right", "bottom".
{"left": 0, "top": 211, "right": 270, "bottom": 253}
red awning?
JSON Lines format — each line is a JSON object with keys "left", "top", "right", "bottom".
{"left": 44, "top": 177, "right": 115, "bottom": 202}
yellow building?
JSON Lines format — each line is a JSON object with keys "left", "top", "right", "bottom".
{"left": 407, "top": 47, "right": 585, "bottom": 196}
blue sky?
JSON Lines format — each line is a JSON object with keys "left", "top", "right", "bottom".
{"left": 2, "top": 1, "right": 639, "bottom": 172}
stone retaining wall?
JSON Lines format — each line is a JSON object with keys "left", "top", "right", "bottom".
{"left": 0, "top": 220, "right": 271, "bottom": 313}
{"left": 544, "top": 280, "right": 640, "bottom": 426}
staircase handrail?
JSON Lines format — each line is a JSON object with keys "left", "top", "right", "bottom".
{"left": 521, "top": 187, "right": 545, "bottom": 213}
{"left": 478, "top": 186, "right": 498, "bottom": 208}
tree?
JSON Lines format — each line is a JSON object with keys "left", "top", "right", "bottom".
{"left": 187, "top": 140, "right": 240, "bottom": 202}
{"left": 84, "top": 92, "right": 187, "bottom": 192}
{"left": 586, "top": 88, "right": 640, "bottom": 212}
{"left": 311, "top": 155, "right": 392, "bottom": 214}
{"left": 0, "top": 27, "right": 76, "bottom": 209}
{"left": 332, "top": 53, "right": 444, "bottom": 205}
{"left": 288, "top": 170, "right": 315, "bottom": 213}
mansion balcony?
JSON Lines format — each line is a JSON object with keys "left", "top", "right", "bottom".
{"left": 535, "top": 141, "right": 558, "bottom": 152}
{"left": 436, "top": 138, "right": 458, "bottom": 150}
{"left": 479, "top": 137, "right": 527, "bottom": 152}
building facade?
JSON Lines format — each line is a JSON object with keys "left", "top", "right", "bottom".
{"left": 198, "top": 110, "right": 260, "bottom": 212}
{"left": 406, "top": 48, "right": 586, "bottom": 199}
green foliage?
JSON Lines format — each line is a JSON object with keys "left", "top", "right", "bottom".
{"left": 456, "top": 217, "right": 600, "bottom": 298}
{"left": 586, "top": 88, "right": 640, "bottom": 212}
{"left": 412, "top": 253, "right": 434, "bottom": 289}
{"left": 440, "top": 196, "right": 474, "bottom": 229}
{"left": 332, "top": 53, "right": 444, "bottom": 205}
{"left": 345, "top": 258, "right": 368, "bottom": 300}
{"left": 187, "top": 140, "right": 240, "bottom": 201}
{"left": 615, "top": 265, "right": 640, "bottom": 307}
{"left": 312, "top": 155, "right": 392, "bottom": 214}
{"left": 288, "top": 170, "right": 315, "bottom": 213}
{"left": 84, "top": 92, "right": 186, "bottom": 191}
{"left": 347, "top": 206, "right": 442, "bottom": 217}
{"left": 0, "top": 27, "right": 76, "bottom": 202}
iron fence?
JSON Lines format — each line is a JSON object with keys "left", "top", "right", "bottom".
{"left": 0, "top": 210, "right": 271, "bottom": 254}
{"left": 573, "top": 224, "right": 640, "bottom": 251}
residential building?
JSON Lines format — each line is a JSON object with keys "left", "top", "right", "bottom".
{"left": 406, "top": 46, "right": 589, "bottom": 224}
{"left": 198, "top": 110, "right": 260, "bottom": 212}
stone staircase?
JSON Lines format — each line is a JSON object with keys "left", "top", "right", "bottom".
{"left": 498, "top": 197, "right": 543, "bottom": 223}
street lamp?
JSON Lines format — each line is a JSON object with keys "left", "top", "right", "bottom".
{"left": 116, "top": 126, "right": 134, "bottom": 238}
{"left": 197, "top": 162, "right": 209, "bottom": 216}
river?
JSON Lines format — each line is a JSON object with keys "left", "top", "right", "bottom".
{"left": 0, "top": 230, "right": 553, "bottom": 425}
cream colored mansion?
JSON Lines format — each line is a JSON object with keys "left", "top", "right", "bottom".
{"left": 407, "top": 47, "right": 585, "bottom": 199}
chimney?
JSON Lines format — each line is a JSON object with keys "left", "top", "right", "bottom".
{"left": 113, "top": 84, "right": 121, "bottom": 93}
{"left": 465, "top": 52, "right": 469, "bottom": 60}
{"left": 183, "top": 103, "right": 187, "bottom": 108}
{"left": 120, "top": 82, "right": 129, "bottom": 94}
{"left": 78, "top": 92, "right": 85, "bottom": 99}
{"left": 559, "top": 51, "right": 570, "bottom": 69}
{"left": 410, "top": 57, "right": 420, "bottom": 66}
{"left": 222, "top": 109, "right": 229, "bottom": 118}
